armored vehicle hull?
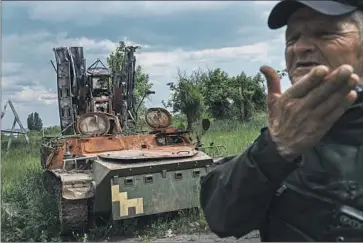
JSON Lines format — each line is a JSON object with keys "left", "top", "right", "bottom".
{"left": 94, "top": 148, "right": 213, "bottom": 220}
{"left": 42, "top": 132, "right": 218, "bottom": 234}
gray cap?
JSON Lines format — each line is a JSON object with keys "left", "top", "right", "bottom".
{"left": 268, "top": 0, "right": 358, "bottom": 29}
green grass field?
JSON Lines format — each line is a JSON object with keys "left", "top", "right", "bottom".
{"left": 1, "top": 114, "right": 266, "bottom": 242}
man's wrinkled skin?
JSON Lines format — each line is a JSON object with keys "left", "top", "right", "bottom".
{"left": 199, "top": 5, "right": 363, "bottom": 242}
{"left": 260, "top": 8, "right": 362, "bottom": 160}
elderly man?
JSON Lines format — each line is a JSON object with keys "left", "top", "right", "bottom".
{"left": 199, "top": 0, "right": 363, "bottom": 242}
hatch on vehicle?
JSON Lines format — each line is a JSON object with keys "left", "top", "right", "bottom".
{"left": 145, "top": 107, "right": 172, "bottom": 129}
{"left": 98, "top": 148, "right": 197, "bottom": 161}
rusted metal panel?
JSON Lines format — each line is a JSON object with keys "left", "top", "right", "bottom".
{"left": 52, "top": 170, "right": 95, "bottom": 200}
{"left": 113, "top": 87, "right": 123, "bottom": 114}
{"left": 57, "top": 62, "right": 74, "bottom": 134}
{"left": 145, "top": 107, "right": 172, "bottom": 129}
{"left": 94, "top": 150, "right": 212, "bottom": 174}
{"left": 62, "top": 182, "right": 95, "bottom": 200}
{"left": 53, "top": 47, "right": 76, "bottom": 135}
{"left": 43, "top": 134, "right": 201, "bottom": 169}
{"left": 98, "top": 147, "right": 197, "bottom": 160}
{"left": 82, "top": 137, "right": 124, "bottom": 153}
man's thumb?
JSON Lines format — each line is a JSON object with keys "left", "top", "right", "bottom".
{"left": 260, "top": 65, "right": 282, "bottom": 95}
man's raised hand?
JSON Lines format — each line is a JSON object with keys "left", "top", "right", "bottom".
{"left": 260, "top": 65, "right": 358, "bottom": 161}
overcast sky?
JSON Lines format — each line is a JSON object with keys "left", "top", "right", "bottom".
{"left": 1, "top": 1, "right": 289, "bottom": 129}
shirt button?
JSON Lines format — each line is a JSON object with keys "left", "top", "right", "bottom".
{"left": 336, "top": 236, "right": 345, "bottom": 242}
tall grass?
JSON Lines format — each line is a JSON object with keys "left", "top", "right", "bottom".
{"left": 1, "top": 114, "right": 266, "bottom": 242}
{"left": 1, "top": 133, "right": 61, "bottom": 242}
{"left": 203, "top": 113, "right": 267, "bottom": 155}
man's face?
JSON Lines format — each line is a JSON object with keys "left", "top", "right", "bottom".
{"left": 285, "top": 7, "right": 363, "bottom": 85}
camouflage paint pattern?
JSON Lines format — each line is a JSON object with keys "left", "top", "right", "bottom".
{"left": 110, "top": 163, "right": 210, "bottom": 220}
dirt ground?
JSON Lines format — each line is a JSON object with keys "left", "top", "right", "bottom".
{"left": 110, "top": 231, "right": 261, "bottom": 242}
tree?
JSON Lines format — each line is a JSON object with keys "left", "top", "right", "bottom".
{"left": 107, "top": 41, "right": 153, "bottom": 114}
{"left": 107, "top": 41, "right": 126, "bottom": 72}
{"left": 250, "top": 72, "right": 267, "bottom": 111}
{"left": 202, "top": 68, "right": 231, "bottom": 120}
{"left": 134, "top": 65, "right": 153, "bottom": 114}
{"left": 164, "top": 66, "right": 269, "bottom": 123}
{"left": 164, "top": 69, "right": 205, "bottom": 130}
{"left": 27, "top": 112, "right": 43, "bottom": 131}
{"left": 229, "top": 72, "right": 254, "bottom": 122}
{"left": 228, "top": 72, "right": 267, "bottom": 122}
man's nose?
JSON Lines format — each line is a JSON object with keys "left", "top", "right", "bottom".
{"left": 293, "top": 36, "right": 315, "bottom": 54}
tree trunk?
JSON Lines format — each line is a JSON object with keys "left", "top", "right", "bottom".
{"left": 243, "top": 101, "right": 252, "bottom": 122}
{"left": 186, "top": 113, "right": 193, "bottom": 131}
{"left": 238, "top": 103, "right": 244, "bottom": 122}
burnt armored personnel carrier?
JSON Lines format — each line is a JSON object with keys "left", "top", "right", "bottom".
{"left": 41, "top": 45, "right": 225, "bottom": 235}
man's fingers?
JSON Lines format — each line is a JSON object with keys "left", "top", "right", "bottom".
{"left": 322, "top": 90, "right": 358, "bottom": 124}
{"left": 302, "top": 66, "right": 356, "bottom": 109}
{"left": 314, "top": 84, "right": 358, "bottom": 118}
{"left": 260, "top": 65, "right": 281, "bottom": 95}
{"left": 284, "top": 65, "right": 329, "bottom": 98}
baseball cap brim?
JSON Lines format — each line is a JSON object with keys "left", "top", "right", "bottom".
{"left": 268, "top": 0, "right": 358, "bottom": 29}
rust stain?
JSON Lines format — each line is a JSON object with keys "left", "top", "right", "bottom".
{"left": 83, "top": 137, "right": 124, "bottom": 153}
{"left": 99, "top": 147, "right": 197, "bottom": 160}
{"left": 44, "top": 129, "right": 197, "bottom": 170}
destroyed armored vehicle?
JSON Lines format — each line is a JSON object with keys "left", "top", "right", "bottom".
{"left": 41, "top": 45, "right": 225, "bottom": 234}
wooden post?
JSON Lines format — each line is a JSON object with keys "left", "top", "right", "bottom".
{"left": 6, "top": 118, "right": 17, "bottom": 152}
{"left": 7, "top": 100, "right": 29, "bottom": 144}
{"left": 1, "top": 99, "right": 30, "bottom": 153}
